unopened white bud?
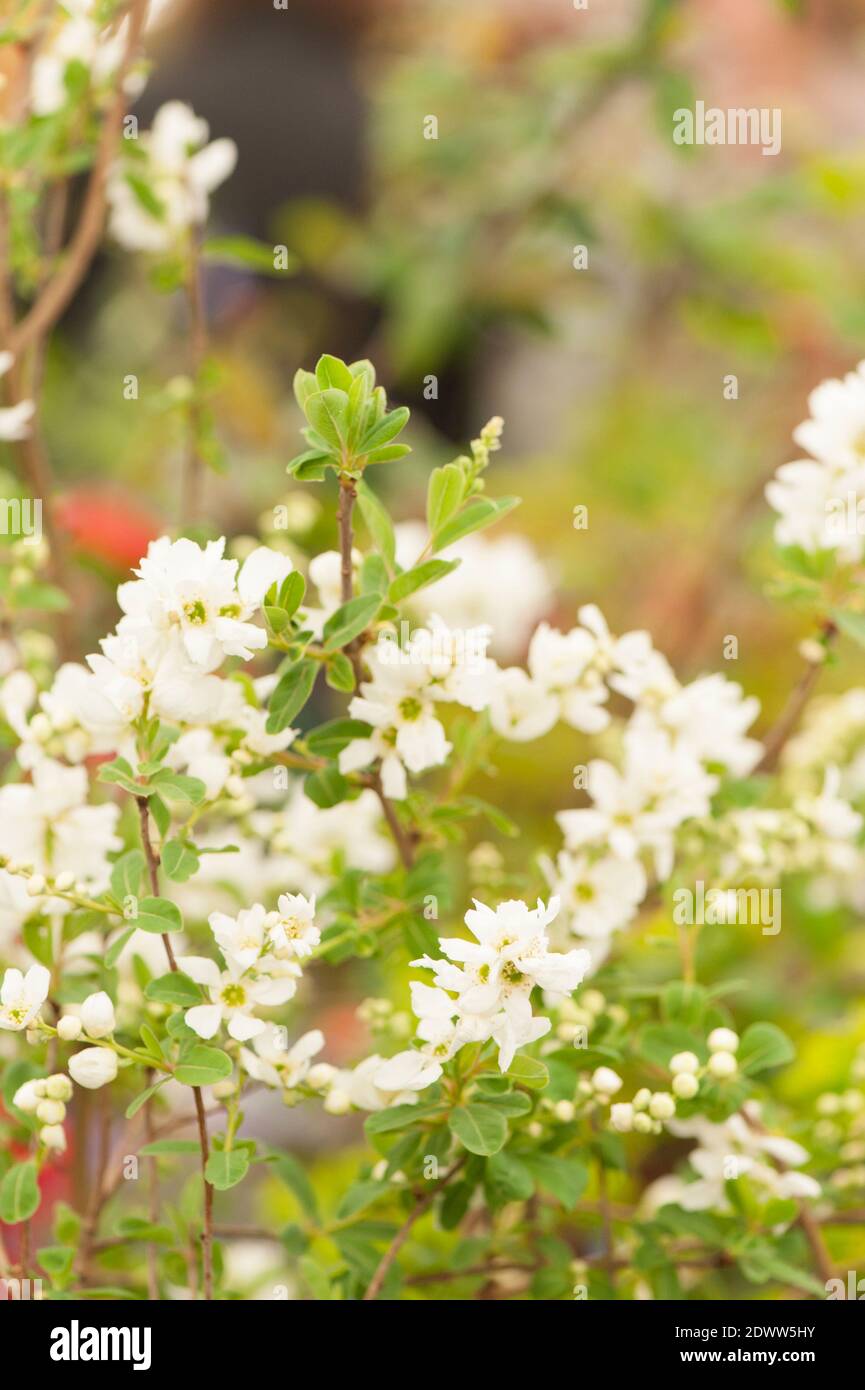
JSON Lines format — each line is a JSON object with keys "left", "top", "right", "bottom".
{"left": 633, "top": 1112, "right": 654, "bottom": 1133}
{"left": 40, "top": 1123, "right": 66, "bottom": 1151}
{"left": 57, "top": 1015, "right": 82, "bottom": 1041}
{"left": 649, "top": 1091, "right": 676, "bottom": 1120}
{"left": 592, "top": 1067, "right": 622, "bottom": 1096}
{"left": 673, "top": 1072, "right": 699, "bottom": 1100}
{"left": 324, "top": 1087, "right": 351, "bottom": 1116}
{"left": 26, "top": 874, "right": 46, "bottom": 897}
{"left": 611, "top": 1102, "right": 634, "bottom": 1133}
{"left": 307, "top": 1063, "right": 336, "bottom": 1091}
{"left": 670, "top": 1051, "right": 699, "bottom": 1076}
{"left": 633, "top": 1087, "right": 652, "bottom": 1111}
{"left": 708, "top": 1050, "right": 737, "bottom": 1079}
{"left": 12, "top": 1079, "right": 42, "bottom": 1113}
{"left": 80, "top": 991, "right": 116, "bottom": 1039}
{"left": 44, "top": 1074, "right": 72, "bottom": 1101}
{"left": 707, "top": 1027, "right": 739, "bottom": 1053}
{"left": 554, "top": 1100, "right": 576, "bottom": 1123}
{"left": 53, "top": 871, "right": 75, "bottom": 891}
{"left": 36, "top": 1098, "right": 65, "bottom": 1125}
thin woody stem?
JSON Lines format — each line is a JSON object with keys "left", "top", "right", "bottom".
{"left": 137, "top": 795, "right": 213, "bottom": 1299}
{"left": 756, "top": 619, "right": 838, "bottom": 773}
{"left": 363, "top": 1157, "right": 466, "bottom": 1301}
{"left": 8, "top": 0, "right": 150, "bottom": 356}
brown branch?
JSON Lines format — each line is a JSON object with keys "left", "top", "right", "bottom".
{"left": 8, "top": 0, "right": 149, "bottom": 356}
{"left": 137, "top": 794, "right": 213, "bottom": 1299}
{"left": 363, "top": 1157, "right": 465, "bottom": 1301}
{"left": 755, "top": 620, "right": 837, "bottom": 773}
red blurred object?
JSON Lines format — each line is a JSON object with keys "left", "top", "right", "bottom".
{"left": 56, "top": 489, "right": 162, "bottom": 573}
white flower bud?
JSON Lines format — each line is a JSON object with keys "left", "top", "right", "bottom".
{"left": 670, "top": 1051, "right": 699, "bottom": 1076}
{"left": 36, "top": 1098, "right": 65, "bottom": 1125}
{"left": 68, "top": 1047, "right": 118, "bottom": 1090}
{"left": 80, "top": 991, "right": 116, "bottom": 1039}
{"left": 633, "top": 1087, "right": 652, "bottom": 1111}
{"left": 581, "top": 990, "right": 605, "bottom": 1016}
{"left": 708, "top": 1049, "right": 737, "bottom": 1079}
{"left": 57, "top": 1015, "right": 82, "bottom": 1041}
{"left": 592, "top": 1066, "right": 623, "bottom": 1096}
{"left": 633, "top": 1112, "right": 654, "bottom": 1133}
{"left": 323, "top": 1087, "right": 351, "bottom": 1116}
{"left": 649, "top": 1091, "right": 676, "bottom": 1120}
{"left": 45, "top": 1073, "right": 73, "bottom": 1101}
{"left": 53, "top": 871, "right": 75, "bottom": 891}
{"left": 307, "top": 1063, "right": 336, "bottom": 1091}
{"left": 26, "top": 874, "right": 46, "bottom": 897}
{"left": 707, "top": 1027, "right": 739, "bottom": 1054}
{"left": 40, "top": 1123, "right": 66, "bottom": 1151}
{"left": 673, "top": 1072, "right": 699, "bottom": 1100}
{"left": 12, "top": 1079, "right": 42, "bottom": 1113}
{"left": 611, "top": 1102, "right": 634, "bottom": 1133}
{"left": 554, "top": 1100, "right": 576, "bottom": 1123}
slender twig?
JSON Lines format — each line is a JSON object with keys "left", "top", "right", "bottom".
{"left": 137, "top": 795, "right": 213, "bottom": 1299}
{"left": 756, "top": 620, "right": 837, "bottom": 773}
{"left": 363, "top": 1158, "right": 466, "bottom": 1301}
{"left": 8, "top": 0, "right": 150, "bottom": 356}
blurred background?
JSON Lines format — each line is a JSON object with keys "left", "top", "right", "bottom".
{"left": 7, "top": 0, "right": 865, "bottom": 1294}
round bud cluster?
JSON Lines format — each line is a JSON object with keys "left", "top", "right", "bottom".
{"left": 706, "top": 1028, "right": 739, "bottom": 1080}
{"left": 13, "top": 1073, "right": 73, "bottom": 1153}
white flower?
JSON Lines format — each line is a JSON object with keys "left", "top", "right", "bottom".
{"left": 108, "top": 101, "right": 237, "bottom": 253}
{"left": 239, "top": 1026, "right": 325, "bottom": 1090}
{"left": 324, "top": 1053, "right": 436, "bottom": 1112}
{"left": 0, "top": 353, "right": 34, "bottom": 441}
{"left": 633, "top": 673, "right": 761, "bottom": 777}
{"left": 0, "top": 758, "right": 121, "bottom": 896}
{"left": 80, "top": 991, "right": 116, "bottom": 1039}
{"left": 411, "top": 896, "right": 590, "bottom": 1071}
{"left": 489, "top": 667, "right": 558, "bottom": 742}
{"left": 179, "top": 954, "right": 298, "bottom": 1042}
{"left": 340, "top": 654, "right": 451, "bottom": 799}
{"left": 792, "top": 360, "right": 865, "bottom": 470}
{"left": 209, "top": 903, "right": 270, "bottom": 972}
{"left": 527, "top": 622, "right": 610, "bottom": 733}
{"left": 68, "top": 1046, "right": 118, "bottom": 1090}
{"left": 268, "top": 893, "right": 320, "bottom": 960}
{"left": 541, "top": 850, "right": 647, "bottom": 939}
{"left": 373, "top": 1050, "right": 442, "bottom": 1093}
{"left": 117, "top": 537, "right": 290, "bottom": 670}
{"left": 0, "top": 963, "right": 50, "bottom": 1031}
{"left": 766, "top": 460, "right": 864, "bottom": 559}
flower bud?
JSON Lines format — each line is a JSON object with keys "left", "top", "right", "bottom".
{"left": 611, "top": 1102, "right": 634, "bottom": 1133}
{"left": 633, "top": 1112, "right": 654, "bottom": 1134}
{"left": 591, "top": 1066, "right": 623, "bottom": 1096}
{"left": 53, "top": 871, "right": 75, "bottom": 891}
{"left": 36, "top": 1098, "right": 65, "bottom": 1125}
{"left": 323, "top": 1087, "right": 351, "bottom": 1116}
{"left": 68, "top": 1047, "right": 118, "bottom": 1090}
{"left": 45, "top": 1073, "right": 73, "bottom": 1101}
{"left": 57, "top": 1015, "right": 82, "bottom": 1041}
{"left": 26, "top": 874, "right": 46, "bottom": 897}
{"left": 80, "top": 991, "right": 116, "bottom": 1039}
{"left": 554, "top": 1100, "right": 576, "bottom": 1123}
{"left": 12, "top": 1079, "right": 42, "bottom": 1113}
{"left": 307, "top": 1063, "right": 336, "bottom": 1091}
{"left": 673, "top": 1072, "right": 699, "bottom": 1100}
{"left": 40, "top": 1123, "right": 66, "bottom": 1152}
{"left": 670, "top": 1051, "right": 699, "bottom": 1076}
{"left": 707, "top": 1027, "right": 739, "bottom": 1054}
{"left": 649, "top": 1091, "right": 676, "bottom": 1120}
{"left": 708, "top": 1049, "right": 737, "bottom": 1079}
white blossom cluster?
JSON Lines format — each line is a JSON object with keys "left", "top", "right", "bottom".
{"left": 767, "top": 358, "right": 865, "bottom": 558}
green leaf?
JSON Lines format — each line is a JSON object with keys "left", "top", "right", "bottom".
{"left": 738, "top": 1022, "right": 795, "bottom": 1076}
{"left": 449, "top": 1104, "right": 508, "bottom": 1156}
{"left": 639, "top": 1024, "right": 707, "bottom": 1070}
{"left": 505, "top": 1055, "right": 549, "bottom": 1090}
{"left": 322, "top": 593, "right": 381, "bottom": 652}
{"left": 138, "top": 1140, "right": 200, "bottom": 1157}
{"left": 325, "top": 651, "right": 355, "bottom": 691}
{"left": 832, "top": 609, "right": 865, "bottom": 648}
{"left": 162, "top": 840, "right": 200, "bottom": 883}
{"left": 104, "top": 926, "right": 136, "bottom": 968}
{"left": 426, "top": 463, "right": 464, "bottom": 533}
{"left": 336, "top": 1180, "right": 389, "bottom": 1221}
{"left": 110, "top": 849, "right": 145, "bottom": 902}
{"left": 306, "top": 718, "right": 372, "bottom": 757}
{"left": 145, "top": 971, "right": 202, "bottom": 1006}
{"left": 432, "top": 495, "right": 520, "bottom": 552}
{"left": 125, "top": 1077, "right": 169, "bottom": 1119}
{"left": 306, "top": 388, "right": 350, "bottom": 449}
{"left": 361, "top": 406, "right": 410, "bottom": 453}
{"left": 202, "top": 234, "right": 297, "bottom": 277}
{"left": 0, "top": 1160, "right": 40, "bottom": 1223}
{"left": 37, "top": 1245, "right": 75, "bottom": 1279}
{"left": 304, "top": 766, "right": 350, "bottom": 808}
{"left": 149, "top": 770, "right": 207, "bottom": 806}
{"left": 389, "top": 559, "right": 459, "bottom": 603}
{"left": 356, "top": 480, "right": 396, "bottom": 571}
{"left": 484, "top": 1150, "right": 534, "bottom": 1206}
{"left": 205, "top": 1149, "right": 250, "bottom": 1191}
{"left": 315, "top": 354, "right": 355, "bottom": 392}
{"left": 522, "top": 1153, "right": 588, "bottom": 1209}
{"left": 175, "top": 1046, "right": 233, "bottom": 1087}
{"left": 273, "top": 1152, "right": 319, "bottom": 1220}
{"left": 131, "top": 896, "right": 183, "bottom": 935}
{"left": 266, "top": 658, "right": 318, "bottom": 733}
